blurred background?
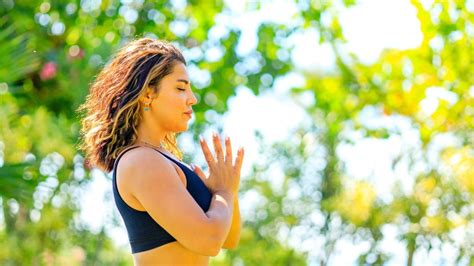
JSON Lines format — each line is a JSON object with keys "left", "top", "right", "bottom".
{"left": 0, "top": 0, "right": 473, "bottom": 265}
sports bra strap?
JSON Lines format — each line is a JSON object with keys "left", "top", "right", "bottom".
{"left": 113, "top": 145, "right": 185, "bottom": 170}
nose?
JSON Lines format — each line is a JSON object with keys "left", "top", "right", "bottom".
{"left": 188, "top": 90, "right": 198, "bottom": 106}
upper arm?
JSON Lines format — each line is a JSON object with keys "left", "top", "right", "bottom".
{"left": 121, "top": 148, "right": 219, "bottom": 256}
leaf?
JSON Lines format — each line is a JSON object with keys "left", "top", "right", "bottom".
{"left": 0, "top": 17, "right": 40, "bottom": 84}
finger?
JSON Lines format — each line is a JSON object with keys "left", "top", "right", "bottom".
{"left": 212, "top": 132, "right": 225, "bottom": 162}
{"left": 191, "top": 164, "right": 207, "bottom": 180}
{"left": 200, "top": 136, "right": 216, "bottom": 166}
{"left": 225, "top": 135, "right": 233, "bottom": 165}
{"left": 234, "top": 147, "right": 245, "bottom": 176}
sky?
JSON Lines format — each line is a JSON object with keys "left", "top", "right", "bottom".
{"left": 77, "top": 0, "right": 464, "bottom": 265}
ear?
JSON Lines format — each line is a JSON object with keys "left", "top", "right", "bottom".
{"left": 139, "top": 94, "right": 150, "bottom": 104}
{"left": 140, "top": 87, "right": 156, "bottom": 103}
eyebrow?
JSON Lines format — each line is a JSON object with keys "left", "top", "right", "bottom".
{"left": 177, "top": 79, "right": 191, "bottom": 85}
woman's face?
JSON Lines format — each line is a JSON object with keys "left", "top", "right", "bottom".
{"left": 145, "top": 62, "right": 197, "bottom": 133}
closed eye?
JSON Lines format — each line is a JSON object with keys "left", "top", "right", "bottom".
{"left": 177, "top": 88, "right": 186, "bottom": 91}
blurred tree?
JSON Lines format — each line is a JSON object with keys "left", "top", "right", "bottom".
{"left": 0, "top": 0, "right": 301, "bottom": 264}
{"left": 284, "top": 0, "right": 473, "bottom": 265}
{"left": 1, "top": 0, "right": 472, "bottom": 265}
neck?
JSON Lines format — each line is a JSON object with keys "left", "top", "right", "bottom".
{"left": 137, "top": 140, "right": 162, "bottom": 149}
{"left": 135, "top": 120, "right": 167, "bottom": 148}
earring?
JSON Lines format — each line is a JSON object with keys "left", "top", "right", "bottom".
{"left": 144, "top": 102, "right": 150, "bottom": 111}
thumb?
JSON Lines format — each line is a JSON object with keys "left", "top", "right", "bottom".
{"left": 191, "top": 164, "right": 207, "bottom": 181}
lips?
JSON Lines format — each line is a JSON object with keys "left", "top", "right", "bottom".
{"left": 184, "top": 110, "right": 193, "bottom": 115}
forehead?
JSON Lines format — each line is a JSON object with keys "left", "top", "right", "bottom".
{"left": 167, "top": 62, "right": 189, "bottom": 79}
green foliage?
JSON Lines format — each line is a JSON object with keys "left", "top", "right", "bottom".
{"left": 1, "top": 0, "right": 472, "bottom": 265}
{"left": 0, "top": 17, "right": 40, "bottom": 84}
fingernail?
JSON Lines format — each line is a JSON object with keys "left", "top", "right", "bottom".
{"left": 199, "top": 135, "right": 203, "bottom": 142}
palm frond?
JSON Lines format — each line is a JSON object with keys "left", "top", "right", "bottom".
{"left": 0, "top": 16, "right": 40, "bottom": 84}
{"left": 0, "top": 162, "right": 38, "bottom": 203}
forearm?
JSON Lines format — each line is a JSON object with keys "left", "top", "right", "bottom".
{"left": 205, "top": 190, "right": 235, "bottom": 245}
{"left": 223, "top": 194, "right": 241, "bottom": 249}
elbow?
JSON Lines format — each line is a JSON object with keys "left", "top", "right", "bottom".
{"left": 180, "top": 227, "right": 222, "bottom": 256}
{"left": 208, "top": 233, "right": 240, "bottom": 253}
{"left": 208, "top": 243, "right": 222, "bottom": 257}
{"left": 197, "top": 235, "right": 221, "bottom": 256}
{"left": 208, "top": 232, "right": 226, "bottom": 256}
{"left": 179, "top": 216, "right": 228, "bottom": 256}
{"left": 185, "top": 238, "right": 220, "bottom": 256}
{"left": 190, "top": 232, "right": 223, "bottom": 257}
{"left": 203, "top": 221, "right": 228, "bottom": 256}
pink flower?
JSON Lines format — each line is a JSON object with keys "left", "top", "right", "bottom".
{"left": 40, "top": 61, "right": 57, "bottom": 80}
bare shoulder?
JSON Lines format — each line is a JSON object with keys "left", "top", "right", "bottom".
{"left": 118, "top": 146, "right": 168, "bottom": 169}
{"left": 116, "top": 146, "right": 176, "bottom": 190}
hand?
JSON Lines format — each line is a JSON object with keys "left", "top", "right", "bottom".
{"left": 191, "top": 132, "right": 244, "bottom": 195}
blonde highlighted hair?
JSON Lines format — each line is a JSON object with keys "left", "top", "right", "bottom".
{"left": 77, "top": 38, "right": 186, "bottom": 172}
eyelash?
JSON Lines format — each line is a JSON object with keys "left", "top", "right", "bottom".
{"left": 178, "top": 88, "right": 186, "bottom": 91}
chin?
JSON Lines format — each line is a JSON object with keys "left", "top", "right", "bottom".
{"left": 177, "top": 125, "right": 189, "bottom": 132}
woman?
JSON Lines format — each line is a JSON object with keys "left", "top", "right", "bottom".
{"left": 78, "top": 38, "right": 244, "bottom": 265}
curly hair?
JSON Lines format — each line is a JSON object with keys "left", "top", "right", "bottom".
{"left": 77, "top": 38, "right": 187, "bottom": 172}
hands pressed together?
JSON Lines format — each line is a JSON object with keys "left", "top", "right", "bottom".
{"left": 191, "top": 132, "right": 244, "bottom": 196}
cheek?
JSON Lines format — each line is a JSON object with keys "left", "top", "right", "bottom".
{"left": 152, "top": 97, "right": 185, "bottom": 126}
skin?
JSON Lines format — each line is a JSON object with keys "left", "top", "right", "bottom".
{"left": 115, "top": 62, "right": 243, "bottom": 265}
{"left": 135, "top": 62, "right": 197, "bottom": 146}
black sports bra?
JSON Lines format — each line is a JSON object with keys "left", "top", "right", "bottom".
{"left": 112, "top": 146, "right": 212, "bottom": 253}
